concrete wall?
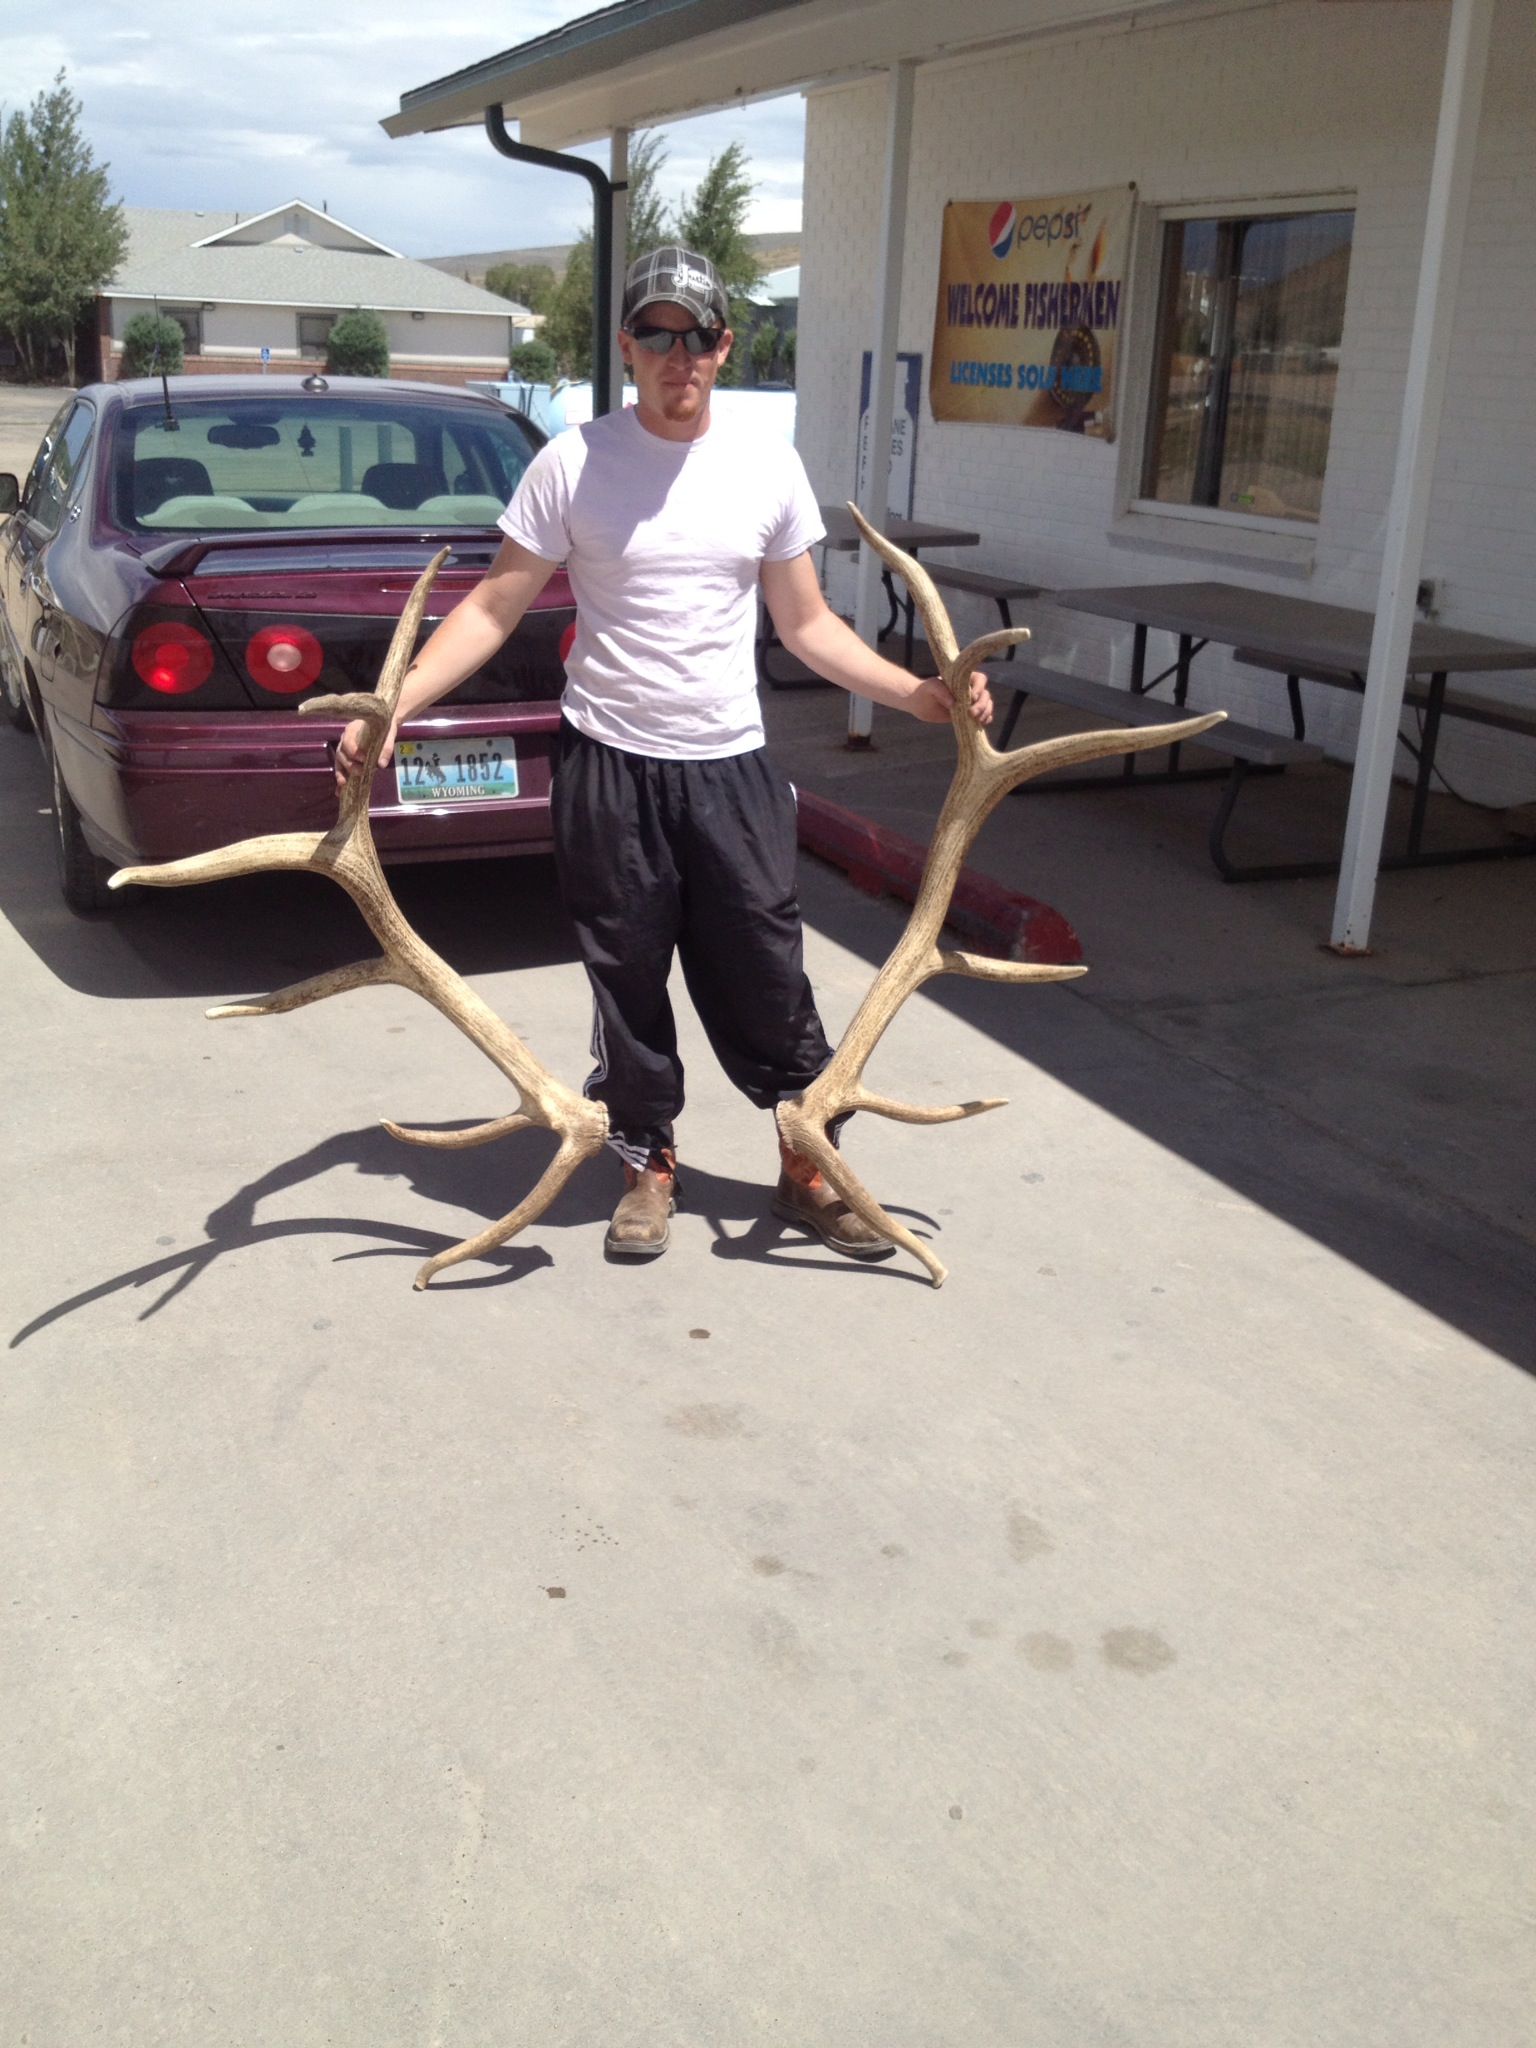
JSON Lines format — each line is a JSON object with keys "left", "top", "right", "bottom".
{"left": 797, "top": 0, "right": 1536, "bottom": 804}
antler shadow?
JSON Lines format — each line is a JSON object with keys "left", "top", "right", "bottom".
{"left": 774, "top": 503, "right": 1225, "bottom": 1287}
{"left": 112, "top": 550, "right": 607, "bottom": 1289}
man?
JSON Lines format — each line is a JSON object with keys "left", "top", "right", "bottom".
{"left": 337, "top": 246, "right": 992, "bottom": 1263}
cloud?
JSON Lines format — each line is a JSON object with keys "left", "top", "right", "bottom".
{"left": 1, "top": 1, "right": 805, "bottom": 256}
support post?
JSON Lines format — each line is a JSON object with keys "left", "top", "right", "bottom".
{"left": 1329, "top": 0, "right": 1495, "bottom": 950}
{"left": 609, "top": 128, "right": 630, "bottom": 412}
{"left": 484, "top": 105, "right": 616, "bottom": 416}
{"left": 848, "top": 59, "right": 916, "bottom": 746}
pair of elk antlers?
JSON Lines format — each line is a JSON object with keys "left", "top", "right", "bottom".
{"left": 114, "top": 513, "right": 1220, "bottom": 1288}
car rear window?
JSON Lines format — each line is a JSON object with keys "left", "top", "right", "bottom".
{"left": 111, "top": 393, "right": 539, "bottom": 534}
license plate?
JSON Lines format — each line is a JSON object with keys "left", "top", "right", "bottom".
{"left": 394, "top": 734, "right": 519, "bottom": 804}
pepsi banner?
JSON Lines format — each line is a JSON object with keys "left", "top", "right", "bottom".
{"left": 930, "top": 186, "right": 1135, "bottom": 437}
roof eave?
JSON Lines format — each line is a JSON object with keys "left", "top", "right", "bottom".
{"left": 382, "top": 0, "right": 811, "bottom": 139}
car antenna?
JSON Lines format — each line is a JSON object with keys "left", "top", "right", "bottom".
{"left": 150, "top": 297, "right": 179, "bottom": 432}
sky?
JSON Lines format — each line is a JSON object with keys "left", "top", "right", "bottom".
{"left": 3, "top": 2, "right": 806, "bottom": 258}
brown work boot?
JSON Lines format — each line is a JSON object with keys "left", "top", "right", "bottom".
{"left": 771, "top": 1140, "right": 895, "bottom": 1261}
{"left": 605, "top": 1149, "right": 677, "bottom": 1260}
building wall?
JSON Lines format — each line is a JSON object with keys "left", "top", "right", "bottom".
{"left": 104, "top": 301, "right": 511, "bottom": 387}
{"left": 797, "top": 0, "right": 1536, "bottom": 804}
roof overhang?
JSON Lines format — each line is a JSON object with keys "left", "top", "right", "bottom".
{"left": 383, "top": 0, "right": 1211, "bottom": 149}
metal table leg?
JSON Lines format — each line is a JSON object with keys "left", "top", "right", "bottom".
{"left": 1406, "top": 670, "right": 1447, "bottom": 857}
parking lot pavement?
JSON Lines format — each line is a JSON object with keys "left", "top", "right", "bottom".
{"left": 3, "top": 715, "right": 1534, "bottom": 2044}
{"left": 0, "top": 384, "right": 70, "bottom": 480}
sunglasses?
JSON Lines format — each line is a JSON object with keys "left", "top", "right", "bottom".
{"left": 626, "top": 321, "right": 726, "bottom": 358}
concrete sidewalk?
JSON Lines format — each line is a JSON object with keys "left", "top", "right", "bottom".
{"left": 2, "top": 707, "right": 1533, "bottom": 2043}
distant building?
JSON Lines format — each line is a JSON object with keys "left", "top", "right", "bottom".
{"left": 98, "top": 201, "right": 537, "bottom": 387}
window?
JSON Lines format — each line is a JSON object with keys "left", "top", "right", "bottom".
{"left": 298, "top": 313, "right": 336, "bottom": 359}
{"left": 1141, "top": 208, "right": 1353, "bottom": 526}
{"left": 112, "top": 392, "right": 537, "bottom": 532}
{"left": 29, "top": 402, "right": 96, "bottom": 536}
{"left": 163, "top": 306, "right": 203, "bottom": 357}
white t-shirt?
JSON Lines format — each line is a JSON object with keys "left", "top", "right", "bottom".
{"left": 498, "top": 405, "right": 825, "bottom": 759}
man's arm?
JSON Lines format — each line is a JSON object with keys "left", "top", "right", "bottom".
{"left": 335, "top": 537, "right": 558, "bottom": 783}
{"left": 759, "top": 551, "right": 993, "bottom": 727}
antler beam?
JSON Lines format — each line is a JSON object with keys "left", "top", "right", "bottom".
{"left": 113, "top": 549, "right": 607, "bottom": 1289}
{"left": 775, "top": 504, "right": 1225, "bottom": 1287}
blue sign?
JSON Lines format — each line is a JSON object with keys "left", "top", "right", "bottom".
{"left": 857, "top": 351, "right": 922, "bottom": 518}
{"left": 260, "top": 345, "right": 270, "bottom": 367}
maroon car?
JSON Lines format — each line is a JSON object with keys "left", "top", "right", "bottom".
{"left": 0, "top": 375, "right": 573, "bottom": 913}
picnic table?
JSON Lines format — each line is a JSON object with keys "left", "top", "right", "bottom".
{"left": 1033, "top": 580, "right": 1536, "bottom": 877}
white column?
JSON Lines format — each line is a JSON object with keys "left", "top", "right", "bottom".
{"left": 609, "top": 128, "right": 630, "bottom": 411}
{"left": 1330, "top": 0, "right": 1495, "bottom": 950}
{"left": 848, "top": 59, "right": 916, "bottom": 745}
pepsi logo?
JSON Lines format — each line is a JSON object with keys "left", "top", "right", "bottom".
{"left": 988, "top": 202, "right": 1017, "bottom": 260}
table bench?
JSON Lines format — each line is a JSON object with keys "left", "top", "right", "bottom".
{"left": 923, "top": 566, "right": 1043, "bottom": 658}
{"left": 987, "top": 661, "right": 1325, "bottom": 881}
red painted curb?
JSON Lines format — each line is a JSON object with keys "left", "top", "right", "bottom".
{"left": 794, "top": 789, "right": 1082, "bottom": 965}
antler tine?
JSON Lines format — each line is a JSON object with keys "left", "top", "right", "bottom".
{"left": 847, "top": 502, "right": 960, "bottom": 672}
{"left": 777, "top": 531, "right": 1232, "bottom": 1284}
{"left": 119, "top": 547, "right": 609, "bottom": 1288}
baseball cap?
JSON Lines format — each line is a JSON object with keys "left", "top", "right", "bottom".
{"left": 621, "top": 245, "right": 729, "bottom": 330}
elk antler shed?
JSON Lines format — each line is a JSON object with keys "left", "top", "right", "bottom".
{"left": 112, "top": 549, "right": 608, "bottom": 1289}
{"left": 772, "top": 506, "right": 1224, "bottom": 1286}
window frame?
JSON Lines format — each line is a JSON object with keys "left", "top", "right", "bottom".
{"left": 162, "top": 306, "right": 204, "bottom": 358}
{"left": 1110, "top": 189, "right": 1356, "bottom": 567}
{"left": 297, "top": 312, "right": 337, "bottom": 360}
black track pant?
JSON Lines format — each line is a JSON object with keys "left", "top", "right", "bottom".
{"left": 550, "top": 721, "right": 834, "bottom": 1169}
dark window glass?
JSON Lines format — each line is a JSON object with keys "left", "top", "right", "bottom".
{"left": 164, "top": 306, "right": 204, "bottom": 356}
{"left": 1141, "top": 209, "right": 1354, "bottom": 525}
{"left": 110, "top": 392, "right": 539, "bottom": 533}
{"left": 298, "top": 313, "right": 336, "bottom": 360}
{"left": 30, "top": 401, "right": 96, "bottom": 536}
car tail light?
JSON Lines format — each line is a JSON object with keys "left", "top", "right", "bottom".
{"left": 131, "top": 621, "right": 215, "bottom": 696}
{"left": 246, "top": 623, "right": 324, "bottom": 694}
{"left": 559, "top": 621, "right": 577, "bottom": 664}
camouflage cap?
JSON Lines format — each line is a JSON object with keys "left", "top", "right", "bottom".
{"left": 621, "top": 245, "right": 730, "bottom": 329}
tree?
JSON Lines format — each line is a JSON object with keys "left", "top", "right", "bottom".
{"left": 509, "top": 338, "right": 557, "bottom": 383}
{"left": 0, "top": 71, "right": 126, "bottom": 383}
{"left": 542, "top": 235, "right": 593, "bottom": 380}
{"left": 484, "top": 261, "right": 556, "bottom": 314}
{"left": 673, "top": 142, "right": 761, "bottom": 387}
{"left": 120, "top": 311, "right": 183, "bottom": 379}
{"left": 624, "top": 131, "right": 670, "bottom": 260}
{"left": 325, "top": 309, "right": 389, "bottom": 377}
{"left": 781, "top": 328, "right": 796, "bottom": 388}
{"left": 749, "top": 321, "right": 780, "bottom": 384}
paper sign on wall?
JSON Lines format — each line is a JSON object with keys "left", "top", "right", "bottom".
{"left": 857, "top": 350, "right": 922, "bottom": 517}
{"left": 930, "top": 186, "right": 1135, "bottom": 437}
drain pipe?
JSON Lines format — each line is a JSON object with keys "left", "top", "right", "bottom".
{"left": 484, "top": 105, "right": 621, "bottom": 416}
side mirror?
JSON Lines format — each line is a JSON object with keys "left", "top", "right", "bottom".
{"left": 0, "top": 474, "right": 18, "bottom": 515}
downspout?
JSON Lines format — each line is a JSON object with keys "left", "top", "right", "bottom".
{"left": 484, "top": 105, "right": 621, "bottom": 416}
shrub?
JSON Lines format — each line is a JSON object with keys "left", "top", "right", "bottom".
{"left": 508, "top": 338, "right": 557, "bottom": 383}
{"left": 781, "top": 328, "right": 796, "bottom": 387}
{"left": 120, "top": 312, "right": 184, "bottom": 378}
{"left": 749, "top": 322, "right": 780, "bottom": 382}
{"left": 325, "top": 309, "right": 389, "bottom": 378}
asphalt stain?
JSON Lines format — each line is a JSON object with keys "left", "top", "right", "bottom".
{"left": 1007, "top": 1509, "right": 1054, "bottom": 1565}
{"left": 1019, "top": 1632, "right": 1074, "bottom": 1671}
{"left": 941, "top": 1650, "right": 970, "bottom": 1667}
{"left": 1101, "top": 1627, "right": 1176, "bottom": 1676}
{"left": 967, "top": 1619, "right": 999, "bottom": 1639}
{"left": 949, "top": 1805, "right": 963, "bottom": 1820}
{"left": 689, "top": 1328, "right": 710, "bottom": 1339}
{"left": 752, "top": 1555, "right": 787, "bottom": 1576}
{"left": 667, "top": 1402, "right": 744, "bottom": 1439}
{"left": 545, "top": 1587, "right": 566, "bottom": 1600}
{"left": 881, "top": 1543, "right": 907, "bottom": 1558}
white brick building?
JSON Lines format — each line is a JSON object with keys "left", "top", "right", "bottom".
{"left": 794, "top": 0, "right": 1535, "bottom": 805}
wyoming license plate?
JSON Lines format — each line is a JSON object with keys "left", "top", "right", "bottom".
{"left": 394, "top": 734, "right": 519, "bottom": 804}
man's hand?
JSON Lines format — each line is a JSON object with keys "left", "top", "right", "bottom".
{"left": 908, "top": 670, "right": 994, "bottom": 728}
{"left": 334, "top": 716, "right": 395, "bottom": 789}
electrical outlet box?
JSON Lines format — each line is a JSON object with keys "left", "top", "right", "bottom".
{"left": 1416, "top": 577, "right": 1442, "bottom": 618}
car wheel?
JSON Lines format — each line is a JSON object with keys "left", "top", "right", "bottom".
{"left": 1, "top": 639, "right": 31, "bottom": 733}
{"left": 51, "top": 746, "right": 118, "bottom": 915}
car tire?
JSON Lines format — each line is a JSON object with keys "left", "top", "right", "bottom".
{"left": 51, "top": 746, "right": 119, "bottom": 915}
{"left": 1, "top": 640, "right": 31, "bottom": 733}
